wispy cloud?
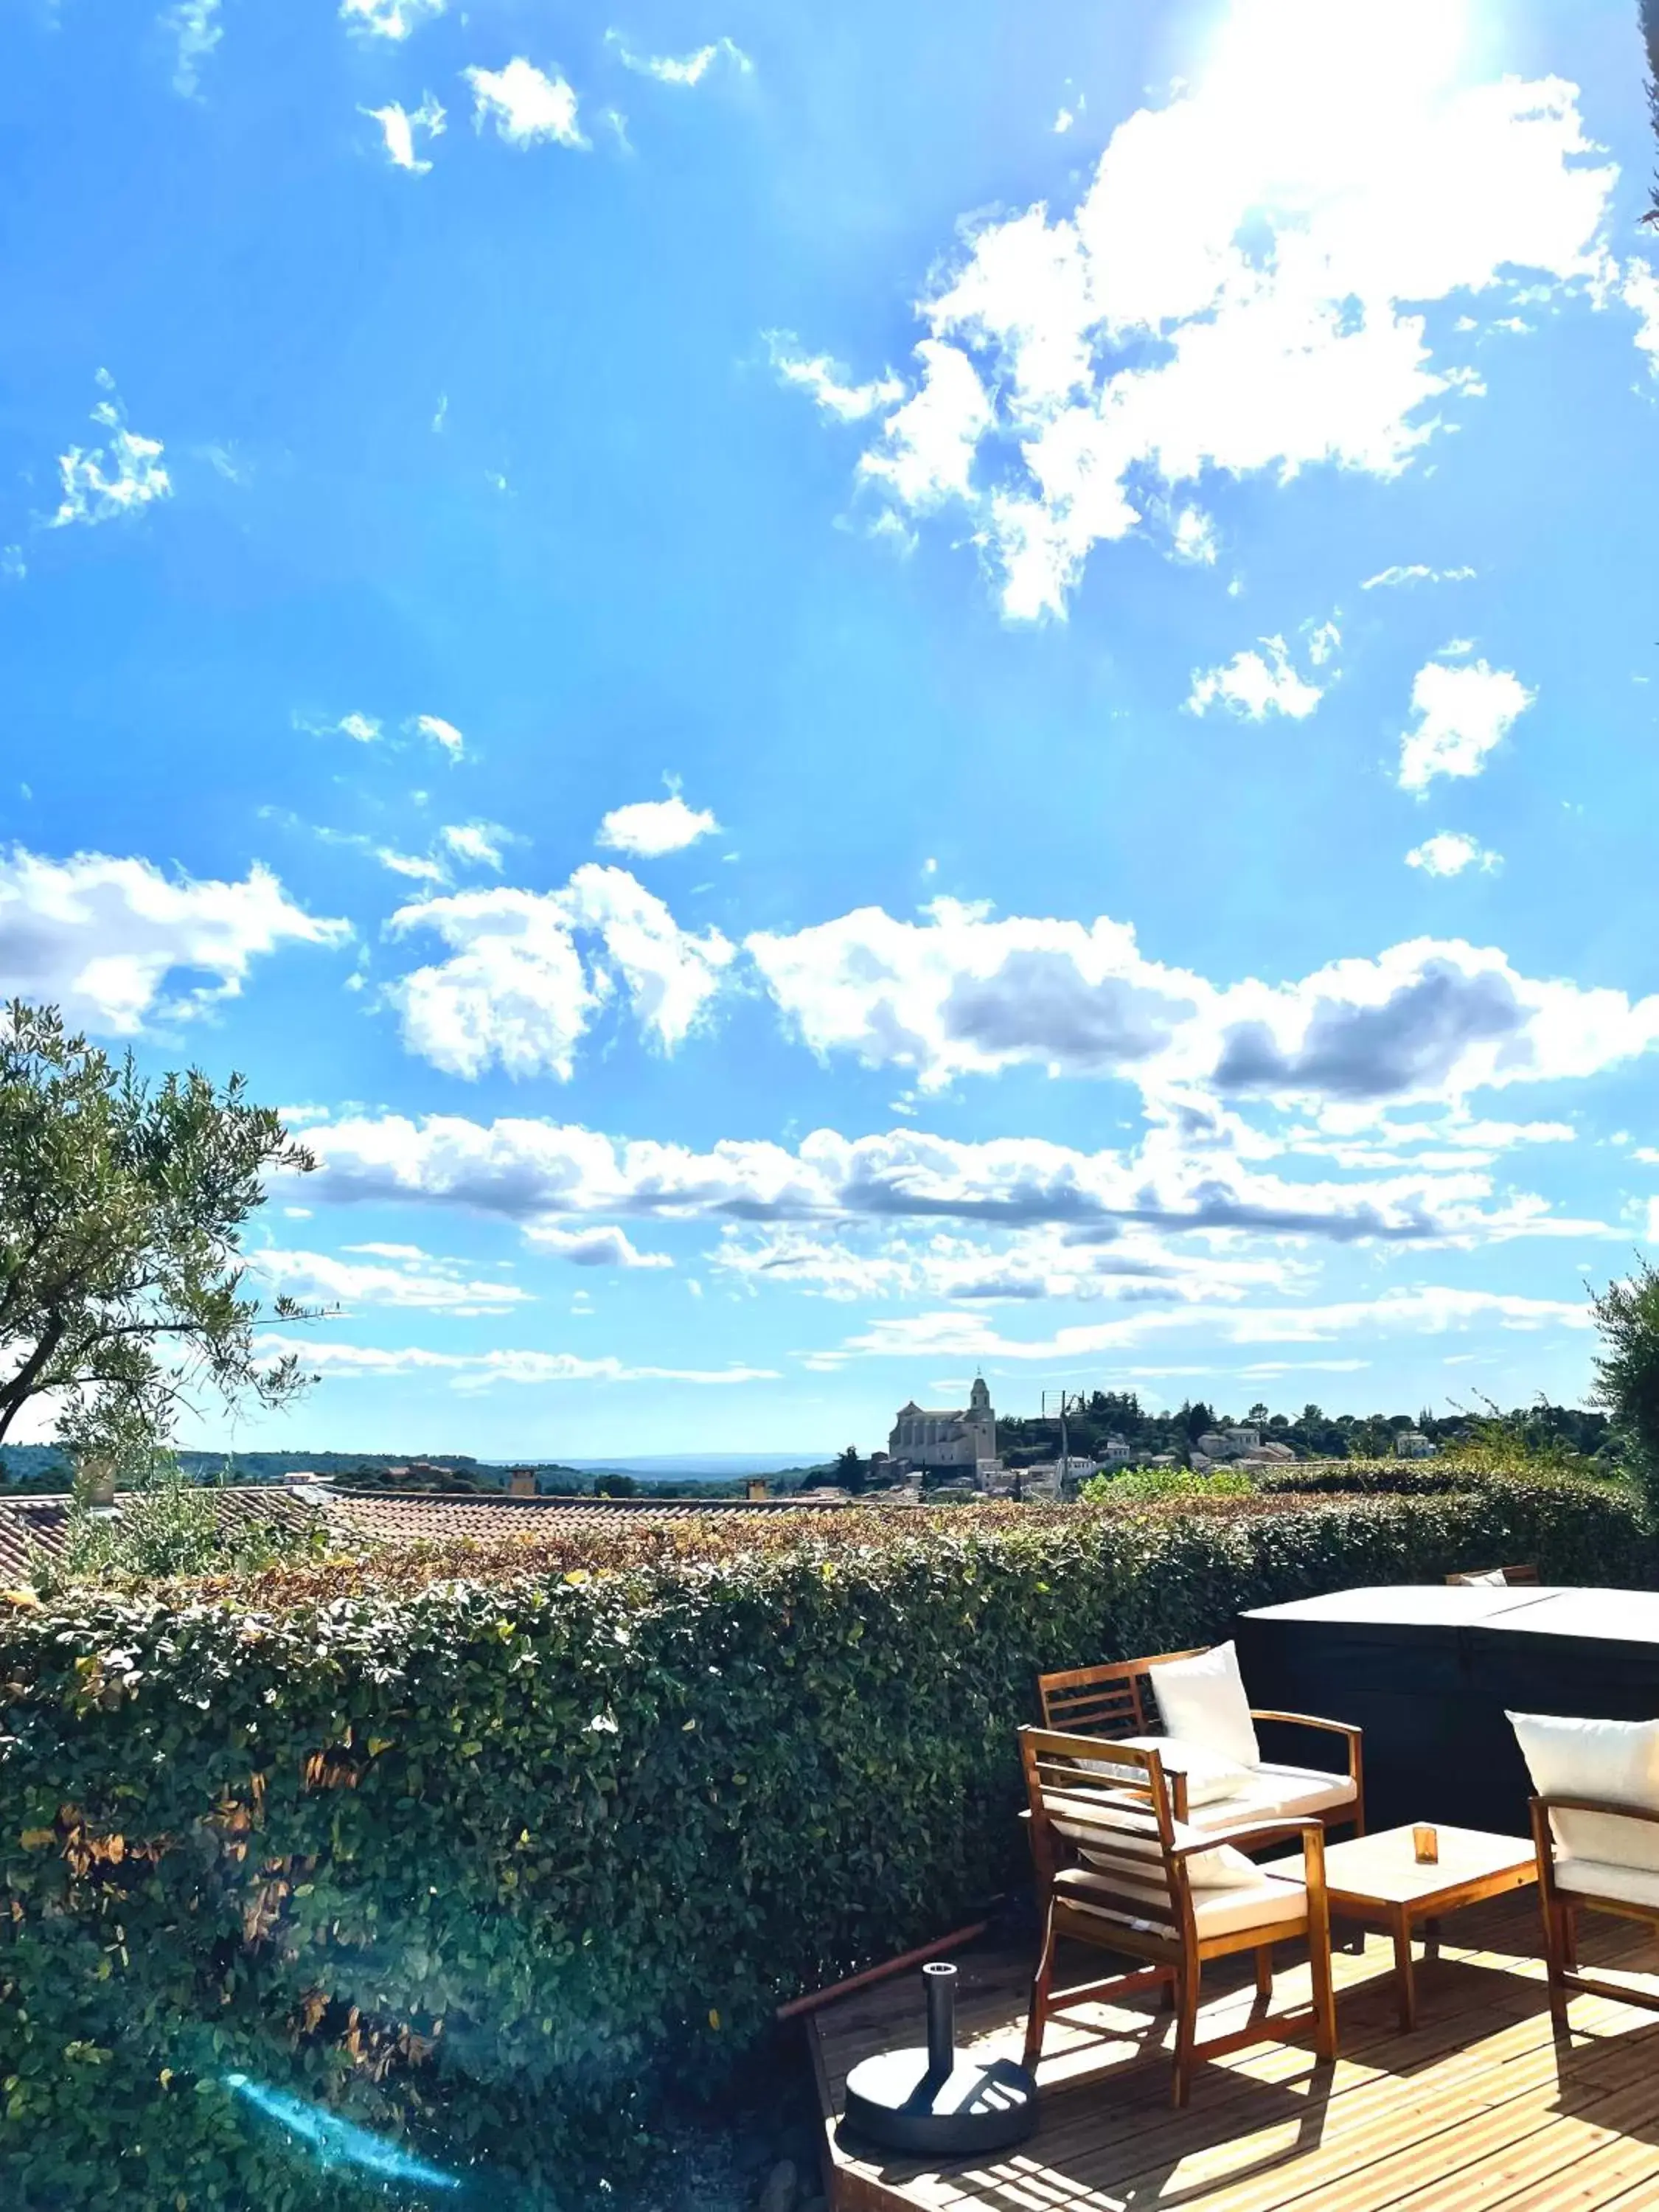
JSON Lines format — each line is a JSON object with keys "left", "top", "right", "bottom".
{"left": 605, "top": 31, "right": 754, "bottom": 86}
{"left": 49, "top": 374, "right": 171, "bottom": 530}
{"left": 765, "top": 333, "right": 904, "bottom": 422}
{"left": 597, "top": 788, "right": 720, "bottom": 857}
{"left": 363, "top": 95, "right": 446, "bottom": 173}
{"left": 1362, "top": 563, "right": 1478, "bottom": 589}
{"left": 341, "top": 0, "right": 445, "bottom": 36}
{"left": 164, "top": 0, "right": 222, "bottom": 98}
{"left": 412, "top": 713, "right": 465, "bottom": 757}
{"left": 1186, "top": 635, "right": 1327, "bottom": 721}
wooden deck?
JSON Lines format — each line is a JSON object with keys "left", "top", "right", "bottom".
{"left": 807, "top": 1892, "right": 1659, "bottom": 2212}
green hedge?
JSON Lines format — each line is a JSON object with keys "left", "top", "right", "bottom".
{"left": 0, "top": 1477, "right": 1647, "bottom": 2209}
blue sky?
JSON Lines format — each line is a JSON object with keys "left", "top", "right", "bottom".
{"left": 5, "top": 0, "right": 1659, "bottom": 1459}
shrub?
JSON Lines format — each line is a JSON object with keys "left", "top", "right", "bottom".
{"left": 1077, "top": 1466, "right": 1254, "bottom": 1504}
{"left": 0, "top": 1475, "right": 1646, "bottom": 2208}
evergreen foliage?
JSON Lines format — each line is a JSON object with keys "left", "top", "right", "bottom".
{"left": 0, "top": 1472, "right": 1642, "bottom": 2208}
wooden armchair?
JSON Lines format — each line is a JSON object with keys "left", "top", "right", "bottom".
{"left": 1036, "top": 1651, "right": 1364, "bottom": 1836}
{"left": 1530, "top": 1793, "right": 1659, "bottom": 2030}
{"left": 1446, "top": 1565, "right": 1540, "bottom": 1586}
{"left": 1019, "top": 1727, "right": 1337, "bottom": 2107}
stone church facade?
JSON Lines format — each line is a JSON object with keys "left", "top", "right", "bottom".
{"left": 888, "top": 1375, "right": 996, "bottom": 1472}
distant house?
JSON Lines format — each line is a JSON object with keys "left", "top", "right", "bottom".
{"left": 1395, "top": 1430, "right": 1437, "bottom": 1459}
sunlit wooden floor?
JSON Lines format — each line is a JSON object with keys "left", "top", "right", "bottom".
{"left": 808, "top": 1891, "right": 1659, "bottom": 2212}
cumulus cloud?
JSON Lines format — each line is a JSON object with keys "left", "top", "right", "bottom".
{"left": 252, "top": 1245, "right": 532, "bottom": 1314}
{"left": 50, "top": 378, "right": 171, "bottom": 529}
{"left": 0, "top": 846, "right": 348, "bottom": 1034}
{"left": 296, "top": 1106, "right": 1573, "bottom": 1253}
{"left": 341, "top": 0, "right": 444, "bottom": 35}
{"left": 363, "top": 95, "right": 446, "bottom": 173}
{"left": 523, "top": 1223, "right": 672, "bottom": 1268}
{"left": 166, "top": 0, "right": 221, "bottom": 97}
{"left": 597, "top": 792, "right": 720, "bottom": 857}
{"left": 387, "top": 864, "right": 733, "bottom": 1079}
{"left": 1361, "top": 562, "right": 1478, "bottom": 588}
{"left": 606, "top": 32, "right": 753, "bottom": 86}
{"left": 748, "top": 900, "right": 1197, "bottom": 1091}
{"left": 785, "top": 0, "right": 1618, "bottom": 618}
{"left": 765, "top": 334, "right": 905, "bottom": 422}
{"left": 1186, "top": 635, "right": 1325, "bottom": 720}
{"left": 260, "top": 1335, "right": 775, "bottom": 1388}
{"left": 746, "top": 897, "right": 1659, "bottom": 1110}
{"left": 1398, "top": 658, "right": 1533, "bottom": 791}
{"left": 465, "top": 58, "right": 586, "bottom": 147}
{"left": 1406, "top": 831, "right": 1501, "bottom": 877}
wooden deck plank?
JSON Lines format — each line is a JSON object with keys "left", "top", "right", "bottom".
{"left": 811, "top": 1893, "right": 1659, "bottom": 2212}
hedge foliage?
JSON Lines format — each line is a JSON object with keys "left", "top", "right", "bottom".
{"left": 0, "top": 1474, "right": 1648, "bottom": 2209}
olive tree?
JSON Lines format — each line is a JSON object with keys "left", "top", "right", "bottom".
{"left": 0, "top": 1000, "right": 316, "bottom": 1464}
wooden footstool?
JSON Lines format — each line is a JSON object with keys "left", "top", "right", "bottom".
{"left": 1284, "top": 1823, "right": 1536, "bottom": 2031}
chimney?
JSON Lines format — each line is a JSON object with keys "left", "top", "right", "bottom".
{"left": 508, "top": 1467, "right": 537, "bottom": 1498}
{"left": 745, "top": 1477, "right": 769, "bottom": 1501}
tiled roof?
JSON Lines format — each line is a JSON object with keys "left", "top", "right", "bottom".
{"left": 0, "top": 1483, "right": 846, "bottom": 1582}
{"left": 0, "top": 1486, "right": 321, "bottom": 1583}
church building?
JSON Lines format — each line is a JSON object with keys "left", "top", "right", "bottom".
{"left": 888, "top": 1375, "right": 996, "bottom": 1472}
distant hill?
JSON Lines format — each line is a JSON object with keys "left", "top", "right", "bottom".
{"left": 0, "top": 1447, "right": 585, "bottom": 1495}
{"left": 0, "top": 1446, "right": 833, "bottom": 1500}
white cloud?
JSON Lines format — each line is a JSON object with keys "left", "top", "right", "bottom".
{"left": 387, "top": 864, "right": 732, "bottom": 1079}
{"left": 523, "top": 1223, "right": 672, "bottom": 1268}
{"left": 51, "top": 380, "right": 170, "bottom": 529}
{"left": 298, "top": 1104, "right": 1576, "bottom": 1254}
{"left": 1186, "top": 635, "right": 1324, "bottom": 720}
{"left": 746, "top": 897, "right": 1659, "bottom": 1108}
{"left": 820, "top": 1284, "right": 1592, "bottom": 1366}
{"left": 765, "top": 335, "right": 905, "bottom": 423}
{"left": 364, "top": 95, "right": 446, "bottom": 173}
{"left": 414, "top": 713, "right": 465, "bottom": 757}
{"left": 1361, "top": 563, "right": 1478, "bottom": 588}
{"left": 858, "top": 341, "right": 994, "bottom": 512}
{"left": 253, "top": 1246, "right": 532, "bottom": 1313}
{"left": 606, "top": 32, "right": 752, "bottom": 86}
{"left": 341, "top": 0, "right": 445, "bottom": 36}
{"left": 260, "top": 1335, "right": 776, "bottom": 1388}
{"left": 1398, "top": 658, "right": 1533, "bottom": 791}
{"left": 1405, "top": 831, "right": 1501, "bottom": 877}
{"left": 165, "top": 0, "right": 221, "bottom": 97}
{"left": 789, "top": 0, "right": 1618, "bottom": 618}
{"left": 597, "top": 793, "right": 720, "bottom": 857}
{"left": 1623, "top": 258, "right": 1659, "bottom": 374}
{"left": 0, "top": 846, "right": 348, "bottom": 1034}
{"left": 377, "top": 849, "right": 448, "bottom": 884}
{"left": 465, "top": 58, "right": 586, "bottom": 148}
{"left": 441, "top": 821, "right": 509, "bottom": 870}
{"left": 294, "top": 709, "right": 383, "bottom": 744}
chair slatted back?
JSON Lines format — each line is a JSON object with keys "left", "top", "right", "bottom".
{"left": 1020, "top": 1725, "right": 1184, "bottom": 1939}
{"left": 1036, "top": 1650, "right": 1206, "bottom": 1739}
{"left": 1445, "top": 1565, "right": 1540, "bottom": 1587}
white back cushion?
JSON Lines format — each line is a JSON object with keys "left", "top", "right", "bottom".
{"left": 1152, "top": 1642, "right": 1262, "bottom": 1769}
{"left": 1076, "top": 1735, "right": 1249, "bottom": 1807}
{"left": 1508, "top": 1711, "right": 1659, "bottom": 1871}
{"left": 1461, "top": 1568, "right": 1509, "bottom": 1587}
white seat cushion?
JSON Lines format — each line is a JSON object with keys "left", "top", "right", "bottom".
{"left": 1152, "top": 1642, "right": 1262, "bottom": 1768}
{"left": 1508, "top": 1712, "right": 1659, "bottom": 1873}
{"left": 1181, "top": 1761, "right": 1357, "bottom": 1834}
{"left": 1554, "top": 1856, "right": 1659, "bottom": 1910}
{"left": 1057, "top": 1864, "right": 1308, "bottom": 1941}
{"left": 1075, "top": 1735, "right": 1251, "bottom": 1808}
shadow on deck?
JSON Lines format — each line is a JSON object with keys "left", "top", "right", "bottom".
{"left": 807, "top": 1893, "right": 1659, "bottom": 2212}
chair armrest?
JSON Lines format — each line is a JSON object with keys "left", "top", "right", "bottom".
{"left": 1534, "top": 1792, "right": 1659, "bottom": 1826}
{"left": 1169, "top": 1816, "right": 1323, "bottom": 1860}
{"left": 1250, "top": 1708, "right": 1360, "bottom": 1742}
